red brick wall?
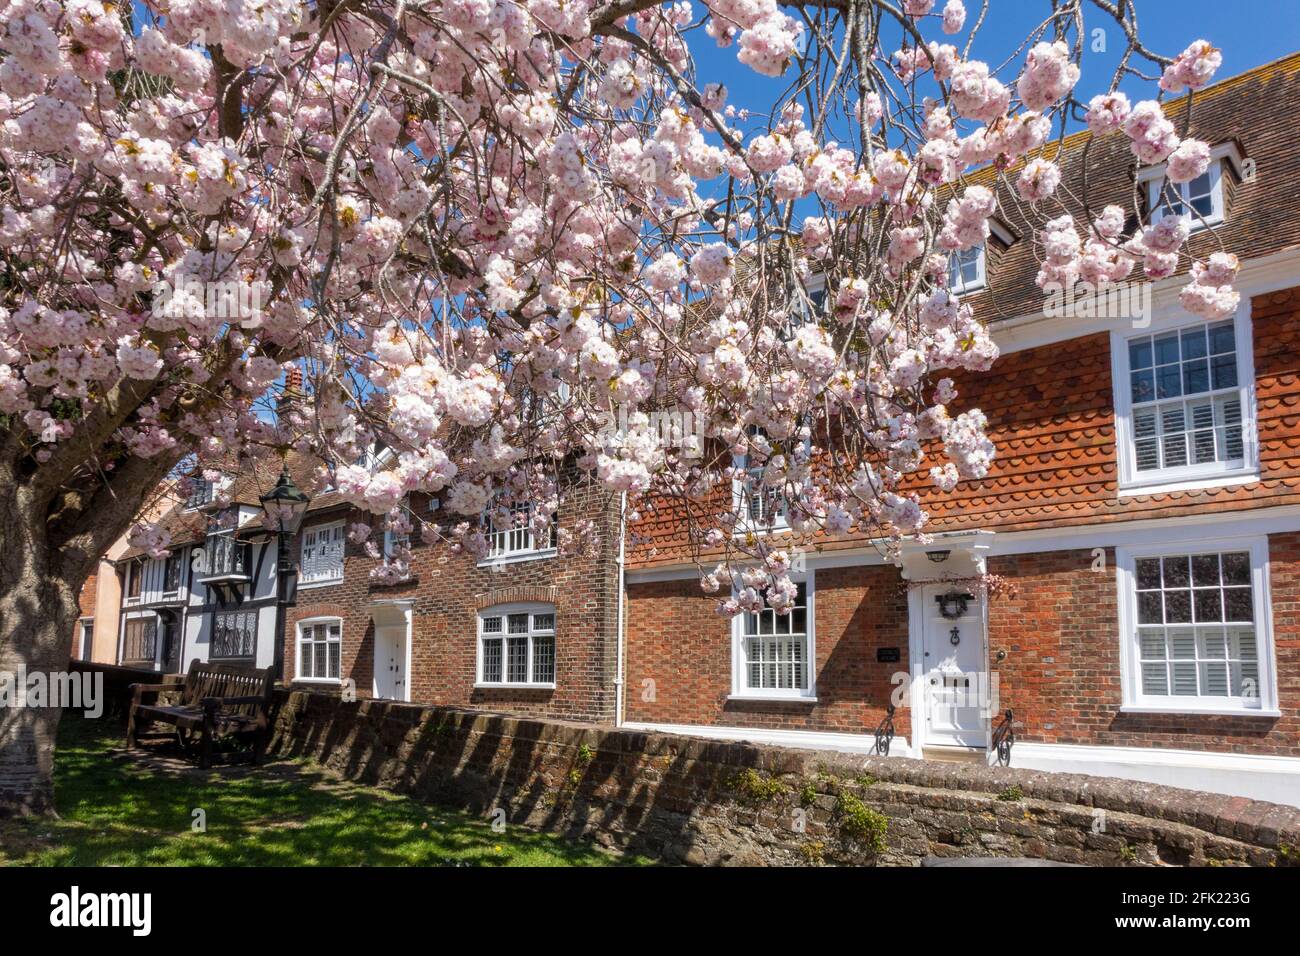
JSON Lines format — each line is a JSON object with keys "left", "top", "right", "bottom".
{"left": 71, "top": 571, "right": 97, "bottom": 654}
{"left": 989, "top": 540, "right": 1300, "bottom": 757}
{"left": 626, "top": 536, "right": 1300, "bottom": 757}
{"left": 625, "top": 564, "right": 911, "bottom": 740}
{"left": 285, "top": 484, "right": 622, "bottom": 723}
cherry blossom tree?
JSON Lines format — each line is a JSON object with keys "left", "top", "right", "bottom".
{"left": 0, "top": 0, "right": 1234, "bottom": 812}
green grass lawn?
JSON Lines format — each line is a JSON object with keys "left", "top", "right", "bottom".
{"left": 0, "top": 715, "right": 648, "bottom": 867}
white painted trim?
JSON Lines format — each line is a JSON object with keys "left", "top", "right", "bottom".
{"left": 1011, "top": 741, "right": 1300, "bottom": 808}
{"left": 1116, "top": 471, "right": 1259, "bottom": 498}
{"left": 370, "top": 599, "right": 414, "bottom": 703}
{"left": 298, "top": 519, "right": 345, "bottom": 586}
{"left": 991, "top": 246, "right": 1300, "bottom": 356}
{"left": 615, "top": 492, "right": 627, "bottom": 727}
{"left": 1114, "top": 534, "right": 1279, "bottom": 715}
{"left": 1135, "top": 140, "right": 1245, "bottom": 186}
{"left": 476, "top": 547, "right": 557, "bottom": 569}
{"left": 625, "top": 504, "right": 1300, "bottom": 582}
{"left": 949, "top": 243, "right": 987, "bottom": 295}
{"left": 622, "top": 720, "right": 911, "bottom": 757}
{"left": 1109, "top": 300, "right": 1258, "bottom": 493}
{"left": 1141, "top": 154, "right": 1228, "bottom": 232}
{"left": 476, "top": 601, "right": 557, "bottom": 687}
{"left": 908, "top": 583, "right": 990, "bottom": 753}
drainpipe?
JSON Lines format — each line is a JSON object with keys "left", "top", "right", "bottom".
{"left": 614, "top": 492, "right": 627, "bottom": 727}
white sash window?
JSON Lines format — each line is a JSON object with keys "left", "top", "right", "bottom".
{"left": 1117, "top": 538, "right": 1278, "bottom": 716}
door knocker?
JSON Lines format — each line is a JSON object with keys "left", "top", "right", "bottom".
{"left": 949, "top": 626, "right": 961, "bottom": 646}
{"left": 936, "top": 590, "right": 973, "bottom": 619}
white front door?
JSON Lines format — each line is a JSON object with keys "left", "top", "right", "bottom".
{"left": 373, "top": 623, "right": 408, "bottom": 701}
{"left": 920, "top": 584, "right": 988, "bottom": 748}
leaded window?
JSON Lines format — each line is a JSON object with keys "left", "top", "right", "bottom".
{"left": 212, "top": 609, "right": 257, "bottom": 660}
{"left": 477, "top": 606, "right": 556, "bottom": 686}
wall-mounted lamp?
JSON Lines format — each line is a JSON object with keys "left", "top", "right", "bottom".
{"left": 926, "top": 549, "right": 951, "bottom": 563}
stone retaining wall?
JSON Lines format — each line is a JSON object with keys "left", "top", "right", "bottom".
{"left": 271, "top": 689, "right": 1300, "bottom": 867}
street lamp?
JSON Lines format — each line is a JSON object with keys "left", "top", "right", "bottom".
{"left": 260, "top": 466, "right": 311, "bottom": 680}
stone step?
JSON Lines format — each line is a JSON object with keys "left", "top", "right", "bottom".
{"left": 922, "top": 746, "right": 989, "bottom": 765}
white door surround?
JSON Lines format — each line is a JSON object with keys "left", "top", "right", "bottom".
{"left": 370, "top": 600, "right": 413, "bottom": 703}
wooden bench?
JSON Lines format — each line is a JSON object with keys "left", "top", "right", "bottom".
{"left": 127, "top": 660, "right": 275, "bottom": 768}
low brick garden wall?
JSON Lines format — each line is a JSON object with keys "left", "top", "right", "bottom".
{"left": 271, "top": 689, "right": 1300, "bottom": 867}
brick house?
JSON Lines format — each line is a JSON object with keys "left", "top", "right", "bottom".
{"left": 282, "top": 468, "right": 624, "bottom": 723}
{"left": 620, "top": 53, "right": 1300, "bottom": 806}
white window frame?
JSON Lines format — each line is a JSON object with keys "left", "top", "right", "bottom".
{"left": 948, "top": 243, "right": 987, "bottom": 295}
{"left": 77, "top": 618, "right": 93, "bottom": 660}
{"left": 380, "top": 524, "right": 414, "bottom": 583}
{"left": 1110, "top": 302, "right": 1258, "bottom": 495}
{"left": 475, "top": 602, "right": 557, "bottom": 689}
{"left": 295, "top": 616, "right": 343, "bottom": 684}
{"left": 730, "top": 571, "right": 816, "bottom": 701}
{"left": 1138, "top": 143, "right": 1240, "bottom": 232}
{"left": 477, "top": 500, "right": 557, "bottom": 567}
{"left": 299, "top": 520, "right": 345, "bottom": 587}
{"left": 123, "top": 558, "right": 143, "bottom": 606}
{"left": 1115, "top": 536, "right": 1279, "bottom": 717}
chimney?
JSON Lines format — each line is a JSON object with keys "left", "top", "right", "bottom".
{"left": 278, "top": 366, "right": 303, "bottom": 417}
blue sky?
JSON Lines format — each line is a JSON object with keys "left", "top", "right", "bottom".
{"left": 689, "top": 0, "right": 1300, "bottom": 134}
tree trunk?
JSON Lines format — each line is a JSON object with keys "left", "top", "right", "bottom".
{"left": 0, "top": 535, "right": 80, "bottom": 817}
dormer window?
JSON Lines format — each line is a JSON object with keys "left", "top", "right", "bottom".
{"left": 185, "top": 478, "right": 215, "bottom": 510}
{"left": 948, "top": 244, "right": 986, "bottom": 295}
{"left": 1140, "top": 142, "right": 1242, "bottom": 232}
{"left": 1149, "top": 163, "right": 1224, "bottom": 229}
{"left": 733, "top": 426, "right": 797, "bottom": 533}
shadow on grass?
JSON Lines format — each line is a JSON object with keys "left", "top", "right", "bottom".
{"left": 0, "top": 715, "right": 649, "bottom": 868}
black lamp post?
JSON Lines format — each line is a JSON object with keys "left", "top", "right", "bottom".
{"left": 260, "top": 466, "right": 311, "bottom": 680}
